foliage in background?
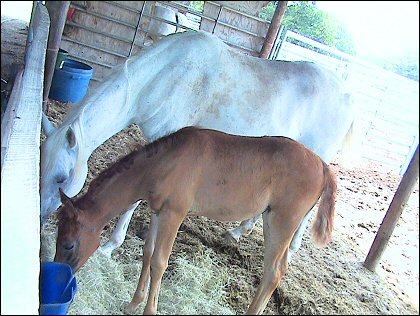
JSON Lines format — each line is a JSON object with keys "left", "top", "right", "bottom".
{"left": 260, "top": 1, "right": 356, "bottom": 55}
{"left": 259, "top": 1, "right": 418, "bottom": 81}
{"left": 190, "top": 1, "right": 204, "bottom": 13}
{"left": 259, "top": 1, "right": 278, "bottom": 22}
{"left": 382, "top": 51, "right": 419, "bottom": 81}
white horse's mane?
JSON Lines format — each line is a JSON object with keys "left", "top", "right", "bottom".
{"left": 59, "top": 49, "right": 139, "bottom": 140}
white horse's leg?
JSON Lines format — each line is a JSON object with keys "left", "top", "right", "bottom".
{"left": 224, "top": 209, "right": 314, "bottom": 262}
{"left": 99, "top": 201, "right": 140, "bottom": 257}
{"left": 287, "top": 208, "right": 314, "bottom": 263}
{"left": 223, "top": 215, "right": 261, "bottom": 242}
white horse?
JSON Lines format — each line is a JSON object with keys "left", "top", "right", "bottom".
{"left": 41, "top": 30, "right": 355, "bottom": 258}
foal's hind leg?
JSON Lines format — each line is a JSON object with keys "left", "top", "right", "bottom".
{"left": 99, "top": 201, "right": 140, "bottom": 257}
{"left": 246, "top": 209, "right": 298, "bottom": 315}
{"left": 223, "top": 215, "right": 261, "bottom": 242}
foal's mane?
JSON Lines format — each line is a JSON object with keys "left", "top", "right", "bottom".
{"left": 143, "top": 126, "right": 196, "bottom": 158}
{"left": 75, "top": 127, "right": 198, "bottom": 209}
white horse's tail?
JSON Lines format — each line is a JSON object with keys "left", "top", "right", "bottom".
{"left": 336, "top": 93, "right": 362, "bottom": 167}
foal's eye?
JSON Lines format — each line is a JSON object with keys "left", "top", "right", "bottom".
{"left": 63, "top": 242, "right": 75, "bottom": 251}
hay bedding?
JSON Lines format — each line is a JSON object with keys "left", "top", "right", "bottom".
{"left": 39, "top": 100, "right": 419, "bottom": 315}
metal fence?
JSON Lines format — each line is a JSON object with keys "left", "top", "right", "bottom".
{"left": 272, "top": 29, "right": 419, "bottom": 175}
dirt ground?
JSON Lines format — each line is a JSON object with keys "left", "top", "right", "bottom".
{"left": 3, "top": 15, "right": 419, "bottom": 315}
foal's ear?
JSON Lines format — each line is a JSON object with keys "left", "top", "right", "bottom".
{"left": 58, "top": 188, "right": 79, "bottom": 223}
{"left": 59, "top": 188, "right": 74, "bottom": 207}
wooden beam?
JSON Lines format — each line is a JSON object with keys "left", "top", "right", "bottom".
{"left": 1, "top": 66, "right": 24, "bottom": 168}
{"left": 43, "top": 1, "right": 70, "bottom": 112}
{"left": 1, "top": 2, "right": 49, "bottom": 313}
{"left": 364, "top": 144, "right": 419, "bottom": 271}
{"left": 259, "top": 1, "right": 288, "bottom": 59}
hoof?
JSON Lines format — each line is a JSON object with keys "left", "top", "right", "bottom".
{"left": 98, "top": 244, "right": 114, "bottom": 258}
{"left": 221, "top": 231, "right": 240, "bottom": 243}
{"left": 124, "top": 304, "right": 137, "bottom": 315}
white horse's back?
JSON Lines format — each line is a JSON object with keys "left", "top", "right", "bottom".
{"left": 121, "top": 31, "right": 355, "bottom": 162}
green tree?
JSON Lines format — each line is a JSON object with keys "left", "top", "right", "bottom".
{"left": 383, "top": 51, "right": 419, "bottom": 81}
{"left": 190, "top": 1, "right": 204, "bottom": 13}
{"left": 260, "top": 1, "right": 356, "bottom": 55}
{"left": 260, "top": 1, "right": 277, "bottom": 21}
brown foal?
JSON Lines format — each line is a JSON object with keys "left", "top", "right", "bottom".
{"left": 55, "top": 126, "right": 337, "bottom": 315}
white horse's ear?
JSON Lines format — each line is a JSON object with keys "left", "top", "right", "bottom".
{"left": 42, "top": 112, "right": 57, "bottom": 137}
{"left": 66, "top": 126, "right": 77, "bottom": 149}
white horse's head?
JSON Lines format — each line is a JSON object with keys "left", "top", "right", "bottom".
{"left": 40, "top": 113, "right": 89, "bottom": 225}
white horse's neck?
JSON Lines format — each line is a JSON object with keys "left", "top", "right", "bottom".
{"left": 76, "top": 76, "right": 134, "bottom": 153}
{"left": 64, "top": 49, "right": 173, "bottom": 156}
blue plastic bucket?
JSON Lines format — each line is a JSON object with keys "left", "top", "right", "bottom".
{"left": 39, "top": 262, "right": 78, "bottom": 315}
{"left": 49, "top": 59, "right": 94, "bottom": 103}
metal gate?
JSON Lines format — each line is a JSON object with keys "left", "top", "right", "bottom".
{"left": 272, "top": 29, "right": 419, "bottom": 175}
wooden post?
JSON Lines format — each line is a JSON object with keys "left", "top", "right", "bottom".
{"left": 43, "top": 1, "right": 70, "bottom": 112}
{"left": 259, "top": 1, "right": 288, "bottom": 59}
{"left": 364, "top": 144, "right": 419, "bottom": 271}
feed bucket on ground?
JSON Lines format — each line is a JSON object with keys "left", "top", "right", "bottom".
{"left": 39, "top": 261, "right": 77, "bottom": 315}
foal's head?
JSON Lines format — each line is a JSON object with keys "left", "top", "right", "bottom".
{"left": 54, "top": 188, "right": 101, "bottom": 272}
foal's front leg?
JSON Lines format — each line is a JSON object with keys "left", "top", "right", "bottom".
{"left": 143, "top": 209, "right": 186, "bottom": 315}
{"left": 125, "top": 212, "right": 159, "bottom": 314}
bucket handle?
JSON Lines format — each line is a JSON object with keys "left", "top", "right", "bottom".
{"left": 58, "top": 275, "right": 76, "bottom": 302}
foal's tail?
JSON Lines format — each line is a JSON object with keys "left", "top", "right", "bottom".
{"left": 312, "top": 163, "right": 337, "bottom": 247}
